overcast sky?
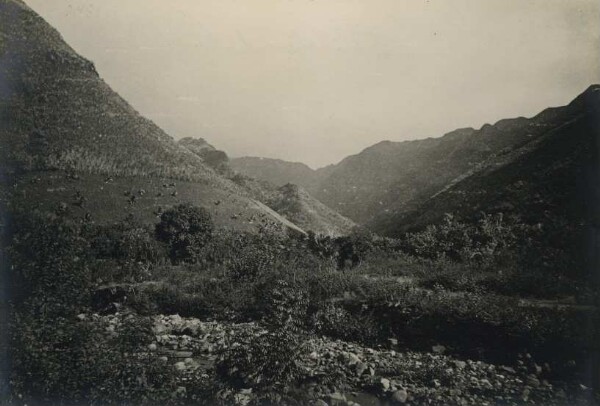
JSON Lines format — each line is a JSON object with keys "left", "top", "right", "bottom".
{"left": 25, "top": 0, "right": 600, "bottom": 168}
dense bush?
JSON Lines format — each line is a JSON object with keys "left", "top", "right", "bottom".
{"left": 155, "top": 203, "right": 214, "bottom": 264}
{"left": 8, "top": 214, "right": 182, "bottom": 405}
{"left": 216, "top": 280, "right": 309, "bottom": 401}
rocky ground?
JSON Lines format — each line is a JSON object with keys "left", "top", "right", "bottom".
{"left": 97, "top": 313, "right": 595, "bottom": 406}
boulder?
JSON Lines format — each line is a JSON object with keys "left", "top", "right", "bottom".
{"left": 391, "top": 389, "right": 408, "bottom": 404}
{"left": 380, "top": 378, "right": 391, "bottom": 391}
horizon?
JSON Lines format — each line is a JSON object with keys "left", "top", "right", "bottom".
{"left": 24, "top": 0, "right": 600, "bottom": 168}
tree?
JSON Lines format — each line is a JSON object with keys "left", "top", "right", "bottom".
{"left": 155, "top": 203, "right": 214, "bottom": 263}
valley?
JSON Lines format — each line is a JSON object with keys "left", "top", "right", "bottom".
{"left": 1, "top": 0, "right": 599, "bottom": 405}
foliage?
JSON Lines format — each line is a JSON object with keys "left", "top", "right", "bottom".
{"left": 155, "top": 203, "right": 214, "bottom": 264}
{"left": 216, "top": 280, "right": 309, "bottom": 398}
{"left": 8, "top": 214, "right": 181, "bottom": 405}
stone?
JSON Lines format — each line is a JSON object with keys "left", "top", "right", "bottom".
{"left": 500, "top": 365, "right": 516, "bottom": 374}
{"left": 380, "top": 378, "right": 391, "bottom": 391}
{"left": 314, "top": 400, "right": 329, "bottom": 406}
{"left": 148, "top": 343, "right": 157, "bottom": 351}
{"left": 174, "top": 362, "right": 186, "bottom": 371}
{"left": 77, "top": 313, "right": 86, "bottom": 321}
{"left": 326, "top": 392, "right": 346, "bottom": 406}
{"left": 347, "top": 353, "right": 361, "bottom": 366}
{"left": 172, "top": 351, "right": 193, "bottom": 358}
{"left": 388, "top": 338, "right": 398, "bottom": 346}
{"left": 184, "top": 357, "right": 194, "bottom": 365}
{"left": 355, "top": 362, "right": 368, "bottom": 377}
{"left": 310, "top": 351, "right": 319, "bottom": 360}
{"left": 432, "top": 345, "right": 446, "bottom": 354}
{"left": 453, "top": 360, "right": 466, "bottom": 369}
{"left": 391, "top": 389, "right": 408, "bottom": 404}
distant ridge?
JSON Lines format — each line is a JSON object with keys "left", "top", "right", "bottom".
{"left": 231, "top": 85, "right": 600, "bottom": 238}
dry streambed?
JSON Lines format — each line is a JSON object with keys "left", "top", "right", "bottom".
{"left": 96, "top": 313, "right": 593, "bottom": 405}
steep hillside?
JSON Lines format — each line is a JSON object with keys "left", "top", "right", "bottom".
{"left": 180, "top": 140, "right": 355, "bottom": 235}
{"left": 230, "top": 157, "right": 324, "bottom": 194}
{"left": 231, "top": 87, "right": 599, "bottom": 232}
{"left": 229, "top": 176, "right": 356, "bottom": 236}
{"left": 0, "top": 0, "right": 303, "bottom": 234}
{"left": 372, "top": 85, "right": 600, "bottom": 237}
{"left": 178, "top": 137, "right": 229, "bottom": 173}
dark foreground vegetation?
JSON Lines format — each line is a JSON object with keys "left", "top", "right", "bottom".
{"left": 3, "top": 203, "right": 599, "bottom": 405}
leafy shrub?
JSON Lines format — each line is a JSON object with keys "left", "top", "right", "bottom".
{"left": 401, "top": 213, "right": 518, "bottom": 263}
{"left": 8, "top": 213, "right": 182, "bottom": 405}
{"left": 216, "top": 280, "right": 309, "bottom": 399}
{"left": 155, "top": 203, "right": 214, "bottom": 263}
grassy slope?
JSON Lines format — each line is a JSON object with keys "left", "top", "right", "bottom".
{"left": 0, "top": 0, "right": 304, "bottom": 234}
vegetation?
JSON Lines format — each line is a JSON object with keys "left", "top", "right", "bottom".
{"left": 5, "top": 199, "right": 598, "bottom": 404}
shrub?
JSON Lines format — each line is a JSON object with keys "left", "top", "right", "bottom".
{"left": 155, "top": 203, "right": 214, "bottom": 263}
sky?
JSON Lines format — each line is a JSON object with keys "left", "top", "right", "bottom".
{"left": 24, "top": 0, "right": 600, "bottom": 168}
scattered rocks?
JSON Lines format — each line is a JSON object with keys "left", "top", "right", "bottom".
{"left": 94, "top": 313, "right": 581, "bottom": 406}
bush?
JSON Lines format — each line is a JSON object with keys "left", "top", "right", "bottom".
{"left": 155, "top": 203, "right": 214, "bottom": 263}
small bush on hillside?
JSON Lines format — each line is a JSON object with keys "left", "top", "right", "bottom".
{"left": 155, "top": 203, "right": 214, "bottom": 263}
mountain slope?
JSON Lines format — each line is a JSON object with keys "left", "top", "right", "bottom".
{"left": 180, "top": 141, "right": 355, "bottom": 235}
{"left": 230, "top": 157, "right": 324, "bottom": 194}
{"left": 0, "top": 0, "right": 304, "bottom": 234}
{"left": 231, "top": 87, "right": 599, "bottom": 232}
{"left": 372, "top": 85, "right": 600, "bottom": 237}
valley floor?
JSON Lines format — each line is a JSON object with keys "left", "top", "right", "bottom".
{"left": 93, "top": 313, "right": 595, "bottom": 406}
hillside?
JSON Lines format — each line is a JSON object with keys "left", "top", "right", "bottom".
{"left": 231, "top": 87, "right": 600, "bottom": 233}
{"left": 230, "top": 157, "right": 324, "bottom": 194}
{"left": 0, "top": 0, "right": 309, "bottom": 234}
{"left": 372, "top": 85, "right": 600, "bottom": 237}
{"left": 179, "top": 141, "right": 355, "bottom": 235}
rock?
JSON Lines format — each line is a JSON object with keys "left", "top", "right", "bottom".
{"left": 174, "top": 362, "right": 186, "bottom": 371}
{"left": 158, "top": 356, "right": 168, "bottom": 363}
{"left": 526, "top": 375, "right": 540, "bottom": 387}
{"left": 184, "top": 357, "right": 194, "bottom": 365}
{"left": 432, "top": 345, "right": 446, "bottom": 354}
{"left": 77, "top": 313, "right": 86, "bottom": 321}
{"left": 172, "top": 351, "right": 193, "bottom": 358}
{"left": 388, "top": 338, "right": 398, "bottom": 346}
{"left": 453, "top": 360, "right": 466, "bottom": 369}
{"left": 148, "top": 343, "right": 157, "bottom": 351}
{"left": 380, "top": 378, "right": 391, "bottom": 391}
{"left": 347, "top": 353, "right": 361, "bottom": 366}
{"left": 326, "top": 392, "right": 346, "bottom": 406}
{"left": 355, "top": 362, "right": 368, "bottom": 377}
{"left": 391, "top": 389, "right": 408, "bottom": 404}
{"left": 153, "top": 323, "right": 167, "bottom": 335}
{"left": 310, "top": 351, "right": 319, "bottom": 360}
{"left": 500, "top": 365, "right": 516, "bottom": 374}
{"left": 315, "top": 400, "right": 329, "bottom": 406}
